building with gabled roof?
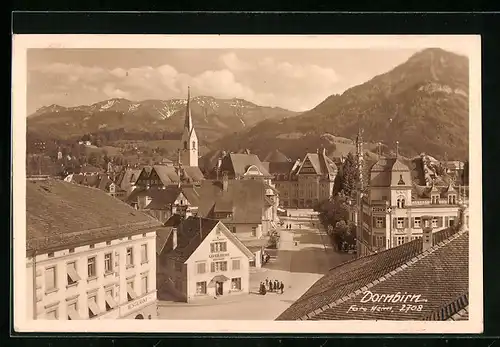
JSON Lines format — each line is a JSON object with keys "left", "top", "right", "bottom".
{"left": 26, "top": 179, "right": 162, "bottom": 320}
{"left": 156, "top": 216, "right": 254, "bottom": 302}
{"left": 64, "top": 173, "right": 126, "bottom": 199}
{"left": 266, "top": 148, "right": 338, "bottom": 208}
{"left": 276, "top": 221, "right": 469, "bottom": 321}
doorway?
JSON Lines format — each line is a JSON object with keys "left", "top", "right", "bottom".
{"left": 216, "top": 281, "right": 224, "bottom": 296}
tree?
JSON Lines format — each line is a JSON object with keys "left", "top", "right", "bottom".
{"left": 340, "top": 152, "right": 358, "bottom": 199}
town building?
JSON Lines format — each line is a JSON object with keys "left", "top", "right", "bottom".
{"left": 276, "top": 213, "right": 469, "bottom": 321}
{"left": 64, "top": 173, "right": 127, "bottom": 199}
{"left": 349, "top": 134, "right": 470, "bottom": 257}
{"left": 156, "top": 216, "right": 254, "bottom": 302}
{"left": 134, "top": 164, "right": 204, "bottom": 189}
{"left": 113, "top": 168, "right": 142, "bottom": 199}
{"left": 264, "top": 148, "right": 338, "bottom": 209}
{"left": 196, "top": 176, "right": 280, "bottom": 268}
{"left": 26, "top": 178, "right": 162, "bottom": 320}
{"left": 126, "top": 185, "right": 200, "bottom": 223}
{"left": 209, "top": 152, "right": 274, "bottom": 184}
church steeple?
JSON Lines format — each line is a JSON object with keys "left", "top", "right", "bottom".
{"left": 356, "top": 116, "right": 364, "bottom": 191}
{"left": 180, "top": 87, "right": 199, "bottom": 167}
{"left": 184, "top": 86, "right": 193, "bottom": 132}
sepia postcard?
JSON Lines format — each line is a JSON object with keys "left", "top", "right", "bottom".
{"left": 12, "top": 34, "right": 482, "bottom": 334}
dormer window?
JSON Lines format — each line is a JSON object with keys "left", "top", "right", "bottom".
{"left": 431, "top": 195, "right": 440, "bottom": 204}
{"left": 397, "top": 174, "right": 405, "bottom": 185}
{"left": 448, "top": 195, "right": 456, "bottom": 204}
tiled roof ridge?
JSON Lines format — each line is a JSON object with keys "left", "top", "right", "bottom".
{"left": 27, "top": 219, "right": 158, "bottom": 243}
{"left": 298, "top": 228, "right": 468, "bottom": 321}
{"left": 423, "top": 291, "right": 469, "bottom": 321}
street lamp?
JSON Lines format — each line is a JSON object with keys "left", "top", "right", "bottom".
{"left": 386, "top": 200, "right": 393, "bottom": 249}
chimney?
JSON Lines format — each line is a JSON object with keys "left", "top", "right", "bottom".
{"left": 421, "top": 215, "right": 434, "bottom": 251}
{"left": 172, "top": 227, "right": 178, "bottom": 250}
{"left": 222, "top": 172, "right": 228, "bottom": 192}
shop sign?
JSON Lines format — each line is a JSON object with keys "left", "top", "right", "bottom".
{"left": 209, "top": 252, "right": 230, "bottom": 259}
{"left": 120, "top": 292, "right": 155, "bottom": 317}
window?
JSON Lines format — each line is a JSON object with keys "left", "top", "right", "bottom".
{"left": 126, "top": 247, "right": 134, "bottom": 267}
{"left": 104, "top": 253, "right": 113, "bottom": 273}
{"left": 210, "top": 242, "right": 227, "bottom": 253}
{"left": 397, "top": 236, "right": 405, "bottom": 246}
{"left": 69, "top": 248, "right": 75, "bottom": 253}
{"left": 210, "top": 261, "right": 228, "bottom": 272}
{"left": 397, "top": 174, "right": 405, "bottom": 185}
{"left": 67, "top": 261, "right": 80, "bottom": 285}
{"left": 376, "top": 236, "right": 384, "bottom": 247}
{"left": 48, "top": 252, "right": 54, "bottom": 258}
{"left": 106, "top": 241, "right": 111, "bottom": 246}
{"left": 432, "top": 218, "right": 438, "bottom": 228}
{"left": 192, "top": 141, "right": 196, "bottom": 150}
{"left": 449, "top": 195, "right": 457, "bottom": 204}
{"left": 141, "top": 244, "right": 148, "bottom": 263}
{"left": 375, "top": 217, "right": 384, "bottom": 228}
{"left": 397, "top": 217, "right": 404, "bottom": 228}
{"left": 90, "top": 244, "right": 95, "bottom": 249}
{"left": 232, "top": 226, "right": 236, "bottom": 233}
{"left": 396, "top": 196, "right": 406, "bottom": 208}
{"left": 46, "top": 308, "right": 58, "bottom": 320}
{"left": 232, "top": 259, "right": 241, "bottom": 270}
{"left": 88, "top": 295, "right": 99, "bottom": 318}
{"left": 449, "top": 218, "right": 455, "bottom": 227}
{"left": 105, "top": 288, "right": 117, "bottom": 311}
{"left": 87, "top": 257, "right": 96, "bottom": 278}
{"left": 196, "top": 262, "right": 206, "bottom": 274}
{"left": 431, "top": 195, "right": 440, "bottom": 204}
{"left": 196, "top": 281, "right": 207, "bottom": 294}
{"left": 231, "top": 278, "right": 242, "bottom": 291}
{"left": 141, "top": 275, "right": 148, "bottom": 295}
{"left": 67, "top": 302, "right": 80, "bottom": 320}
{"left": 251, "top": 227, "right": 257, "bottom": 237}
{"left": 414, "top": 217, "right": 421, "bottom": 228}
{"left": 45, "top": 267, "right": 56, "bottom": 291}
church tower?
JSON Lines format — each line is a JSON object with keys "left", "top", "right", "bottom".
{"left": 180, "top": 87, "right": 199, "bottom": 167}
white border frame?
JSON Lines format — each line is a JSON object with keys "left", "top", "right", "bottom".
{"left": 12, "top": 34, "right": 483, "bottom": 333}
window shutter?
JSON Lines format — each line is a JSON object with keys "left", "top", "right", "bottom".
{"left": 404, "top": 218, "right": 409, "bottom": 228}
{"left": 393, "top": 218, "right": 397, "bottom": 228}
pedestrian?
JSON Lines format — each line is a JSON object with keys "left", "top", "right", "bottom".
{"left": 273, "top": 280, "right": 278, "bottom": 292}
{"left": 280, "top": 281, "right": 284, "bottom": 294}
{"left": 265, "top": 278, "right": 269, "bottom": 287}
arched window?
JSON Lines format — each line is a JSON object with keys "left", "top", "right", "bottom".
{"left": 183, "top": 141, "right": 187, "bottom": 150}
{"left": 397, "top": 196, "right": 406, "bottom": 208}
{"left": 192, "top": 141, "right": 196, "bottom": 150}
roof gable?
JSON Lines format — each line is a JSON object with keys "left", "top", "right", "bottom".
{"left": 297, "top": 154, "right": 321, "bottom": 175}
{"left": 186, "top": 222, "right": 254, "bottom": 263}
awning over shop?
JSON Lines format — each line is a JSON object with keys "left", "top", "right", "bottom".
{"left": 208, "top": 275, "right": 230, "bottom": 287}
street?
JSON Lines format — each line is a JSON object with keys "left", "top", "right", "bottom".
{"left": 157, "top": 209, "right": 355, "bottom": 320}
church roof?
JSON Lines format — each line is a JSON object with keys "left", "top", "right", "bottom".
{"left": 184, "top": 88, "right": 193, "bottom": 132}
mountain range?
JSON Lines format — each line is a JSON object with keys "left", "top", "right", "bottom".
{"left": 27, "top": 96, "right": 299, "bottom": 143}
{"left": 28, "top": 48, "right": 469, "bottom": 161}
{"left": 213, "top": 48, "right": 469, "bottom": 161}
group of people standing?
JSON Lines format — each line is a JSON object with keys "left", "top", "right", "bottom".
{"left": 259, "top": 278, "right": 284, "bottom": 295}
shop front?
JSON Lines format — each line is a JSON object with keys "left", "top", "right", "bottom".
{"left": 120, "top": 291, "right": 158, "bottom": 319}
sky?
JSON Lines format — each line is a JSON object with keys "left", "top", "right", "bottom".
{"left": 27, "top": 47, "right": 469, "bottom": 115}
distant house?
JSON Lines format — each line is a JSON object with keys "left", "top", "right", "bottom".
{"left": 64, "top": 173, "right": 126, "bottom": 199}
{"left": 135, "top": 165, "right": 204, "bottom": 189}
{"left": 156, "top": 216, "right": 254, "bottom": 302}
{"left": 114, "top": 168, "right": 142, "bottom": 199}
{"left": 126, "top": 185, "right": 200, "bottom": 223}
